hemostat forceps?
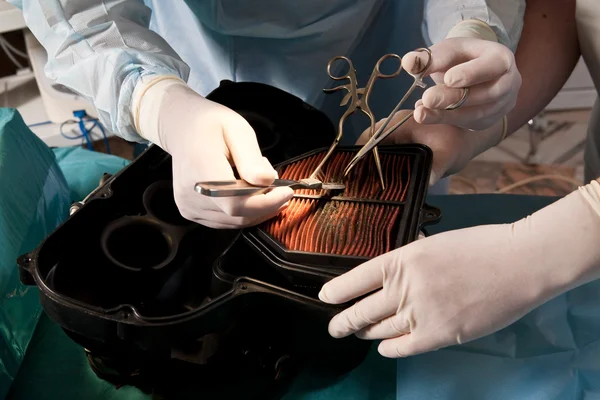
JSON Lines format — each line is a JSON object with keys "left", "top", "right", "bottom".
{"left": 308, "top": 54, "right": 403, "bottom": 189}
{"left": 343, "top": 48, "right": 433, "bottom": 180}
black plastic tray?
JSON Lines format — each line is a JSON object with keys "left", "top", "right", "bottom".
{"left": 204, "top": 80, "right": 336, "bottom": 165}
{"left": 16, "top": 81, "right": 379, "bottom": 395}
{"left": 17, "top": 145, "right": 371, "bottom": 392}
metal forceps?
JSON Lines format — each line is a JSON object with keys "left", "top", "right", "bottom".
{"left": 308, "top": 54, "right": 403, "bottom": 189}
{"left": 195, "top": 178, "right": 345, "bottom": 197}
{"left": 343, "top": 48, "right": 433, "bottom": 180}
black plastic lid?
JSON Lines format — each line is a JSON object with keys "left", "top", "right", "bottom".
{"left": 206, "top": 80, "right": 336, "bottom": 165}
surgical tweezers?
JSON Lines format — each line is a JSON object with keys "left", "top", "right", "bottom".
{"left": 343, "top": 48, "right": 433, "bottom": 179}
{"left": 195, "top": 178, "right": 345, "bottom": 197}
{"left": 308, "top": 54, "right": 403, "bottom": 189}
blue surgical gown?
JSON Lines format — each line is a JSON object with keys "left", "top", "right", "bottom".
{"left": 9, "top": 0, "right": 524, "bottom": 145}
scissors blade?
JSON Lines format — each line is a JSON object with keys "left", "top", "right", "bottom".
{"left": 343, "top": 111, "right": 414, "bottom": 178}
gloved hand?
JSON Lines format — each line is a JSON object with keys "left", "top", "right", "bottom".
{"left": 319, "top": 180, "right": 600, "bottom": 358}
{"left": 356, "top": 110, "right": 505, "bottom": 186}
{"left": 402, "top": 19, "right": 521, "bottom": 131}
{"left": 131, "top": 75, "right": 294, "bottom": 229}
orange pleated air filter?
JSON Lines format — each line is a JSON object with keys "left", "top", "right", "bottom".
{"left": 259, "top": 149, "right": 411, "bottom": 259}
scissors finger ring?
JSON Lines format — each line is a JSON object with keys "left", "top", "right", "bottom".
{"left": 445, "top": 87, "right": 469, "bottom": 110}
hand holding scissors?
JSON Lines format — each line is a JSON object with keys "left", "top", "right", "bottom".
{"left": 309, "top": 54, "right": 403, "bottom": 190}
{"left": 343, "top": 48, "right": 434, "bottom": 178}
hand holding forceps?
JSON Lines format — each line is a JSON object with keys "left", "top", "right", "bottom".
{"left": 342, "top": 47, "right": 469, "bottom": 179}
{"left": 341, "top": 47, "right": 434, "bottom": 179}
{"left": 308, "top": 54, "right": 403, "bottom": 190}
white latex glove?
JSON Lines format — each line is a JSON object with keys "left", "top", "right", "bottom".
{"left": 131, "top": 75, "right": 294, "bottom": 229}
{"left": 402, "top": 20, "right": 521, "bottom": 131}
{"left": 319, "top": 180, "right": 600, "bottom": 358}
{"left": 356, "top": 110, "right": 505, "bottom": 186}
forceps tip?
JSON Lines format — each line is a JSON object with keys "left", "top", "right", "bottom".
{"left": 343, "top": 161, "right": 357, "bottom": 178}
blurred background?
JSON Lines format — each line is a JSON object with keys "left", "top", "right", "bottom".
{"left": 1, "top": 2, "right": 593, "bottom": 197}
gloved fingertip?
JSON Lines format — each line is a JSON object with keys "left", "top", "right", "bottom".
{"left": 319, "top": 285, "right": 342, "bottom": 306}
{"left": 282, "top": 187, "right": 295, "bottom": 202}
{"left": 318, "top": 286, "right": 329, "bottom": 302}
{"left": 262, "top": 156, "right": 279, "bottom": 179}
{"left": 422, "top": 96, "right": 441, "bottom": 110}
{"left": 244, "top": 166, "right": 278, "bottom": 185}
{"left": 354, "top": 329, "right": 368, "bottom": 340}
{"left": 419, "top": 108, "right": 442, "bottom": 125}
{"left": 444, "top": 72, "right": 464, "bottom": 88}
{"left": 413, "top": 107, "right": 426, "bottom": 123}
{"left": 429, "top": 171, "right": 438, "bottom": 186}
{"left": 327, "top": 321, "right": 348, "bottom": 339}
{"left": 264, "top": 187, "right": 294, "bottom": 207}
{"left": 402, "top": 52, "right": 427, "bottom": 75}
{"left": 319, "top": 282, "right": 346, "bottom": 305}
{"left": 421, "top": 89, "right": 438, "bottom": 109}
{"left": 378, "top": 342, "right": 406, "bottom": 358}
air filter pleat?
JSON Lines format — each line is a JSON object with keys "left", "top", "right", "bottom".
{"left": 260, "top": 151, "right": 412, "bottom": 258}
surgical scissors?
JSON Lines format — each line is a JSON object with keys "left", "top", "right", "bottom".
{"left": 343, "top": 48, "right": 433, "bottom": 180}
{"left": 308, "top": 54, "right": 403, "bottom": 189}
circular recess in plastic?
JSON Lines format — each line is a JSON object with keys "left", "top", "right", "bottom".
{"left": 101, "top": 216, "right": 177, "bottom": 272}
{"left": 205, "top": 80, "right": 336, "bottom": 165}
{"left": 237, "top": 111, "right": 281, "bottom": 153}
{"left": 142, "top": 180, "right": 190, "bottom": 226}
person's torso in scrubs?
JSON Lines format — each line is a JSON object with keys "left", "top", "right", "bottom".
{"left": 146, "top": 0, "right": 426, "bottom": 143}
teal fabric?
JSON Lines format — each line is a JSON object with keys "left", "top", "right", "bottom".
{"left": 283, "top": 346, "right": 395, "bottom": 400}
{"left": 52, "top": 146, "right": 130, "bottom": 203}
{"left": 7, "top": 315, "right": 393, "bottom": 400}
{"left": 0, "top": 108, "right": 71, "bottom": 399}
{"left": 5, "top": 192, "right": 559, "bottom": 399}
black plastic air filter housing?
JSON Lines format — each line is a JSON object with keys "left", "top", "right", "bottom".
{"left": 17, "top": 80, "right": 440, "bottom": 398}
{"left": 205, "top": 80, "right": 336, "bottom": 165}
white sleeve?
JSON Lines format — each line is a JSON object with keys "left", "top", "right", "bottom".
{"left": 7, "top": 0, "right": 191, "bottom": 142}
{"left": 422, "top": 0, "right": 526, "bottom": 51}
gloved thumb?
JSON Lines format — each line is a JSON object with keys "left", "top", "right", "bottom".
{"left": 222, "top": 116, "right": 278, "bottom": 186}
{"left": 429, "top": 152, "right": 452, "bottom": 187}
{"left": 378, "top": 334, "right": 431, "bottom": 358}
{"left": 429, "top": 170, "right": 439, "bottom": 187}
